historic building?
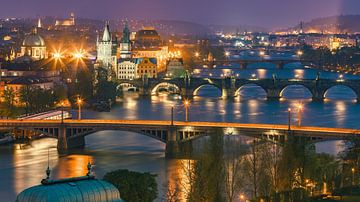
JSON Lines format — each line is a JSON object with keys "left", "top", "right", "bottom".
{"left": 166, "top": 58, "right": 185, "bottom": 76}
{"left": 132, "top": 27, "right": 168, "bottom": 73}
{"left": 117, "top": 60, "right": 137, "bottom": 80}
{"left": 96, "top": 21, "right": 118, "bottom": 74}
{"left": 135, "top": 57, "right": 157, "bottom": 78}
{"left": 119, "top": 22, "right": 132, "bottom": 59}
{"left": 20, "top": 27, "right": 47, "bottom": 60}
{"left": 55, "top": 13, "right": 75, "bottom": 26}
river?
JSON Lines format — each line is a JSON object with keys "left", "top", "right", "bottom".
{"left": 1, "top": 67, "right": 360, "bottom": 201}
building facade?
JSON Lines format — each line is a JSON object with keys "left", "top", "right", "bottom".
{"left": 20, "top": 28, "right": 47, "bottom": 60}
{"left": 117, "top": 60, "right": 137, "bottom": 80}
{"left": 96, "top": 22, "right": 118, "bottom": 74}
{"left": 135, "top": 57, "right": 157, "bottom": 78}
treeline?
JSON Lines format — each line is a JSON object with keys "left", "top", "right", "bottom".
{"left": 301, "top": 45, "right": 360, "bottom": 68}
{"left": 1, "top": 85, "right": 66, "bottom": 117}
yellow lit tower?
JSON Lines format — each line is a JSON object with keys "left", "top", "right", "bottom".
{"left": 96, "top": 21, "right": 118, "bottom": 73}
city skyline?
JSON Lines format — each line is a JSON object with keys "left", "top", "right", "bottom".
{"left": 1, "top": 0, "right": 360, "bottom": 28}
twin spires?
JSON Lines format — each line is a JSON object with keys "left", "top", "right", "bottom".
{"left": 102, "top": 21, "right": 112, "bottom": 42}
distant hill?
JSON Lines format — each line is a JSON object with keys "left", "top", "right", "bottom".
{"left": 280, "top": 15, "right": 360, "bottom": 34}
{"left": 207, "top": 24, "right": 269, "bottom": 34}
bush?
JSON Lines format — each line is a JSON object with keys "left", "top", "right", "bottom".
{"left": 103, "top": 169, "right": 158, "bottom": 202}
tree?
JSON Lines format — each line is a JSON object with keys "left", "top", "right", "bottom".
{"left": 3, "top": 87, "right": 16, "bottom": 116}
{"left": 94, "top": 67, "right": 117, "bottom": 102}
{"left": 223, "top": 136, "right": 245, "bottom": 202}
{"left": 103, "top": 169, "right": 158, "bottom": 202}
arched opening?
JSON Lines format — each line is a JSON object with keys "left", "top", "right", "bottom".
{"left": 151, "top": 82, "right": 181, "bottom": 95}
{"left": 324, "top": 85, "right": 357, "bottom": 101}
{"left": 117, "top": 83, "right": 138, "bottom": 93}
{"left": 193, "top": 84, "right": 222, "bottom": 97}
{"left": 235, "top": 84, "right": 267, "bottom": 99}
{"left": 280, "top": 85, "right": 313, "bottom": 99}
{"left": 247, "top": 62, "right": 277, "bottom": 69}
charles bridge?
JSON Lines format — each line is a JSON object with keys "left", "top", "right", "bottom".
{"left": 117, "top": 75, "right": 360, "bottom": 101}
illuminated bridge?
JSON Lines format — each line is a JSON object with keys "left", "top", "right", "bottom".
{"left": 207, "top": 58, "right": 313, "bottom": 69}
{"left": 118, "top": 76, "right": 360, "bottom": 101}
{"left": 4, "top": 119, "right": 360, "bottom": 157}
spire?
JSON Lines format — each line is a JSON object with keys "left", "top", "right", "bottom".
{"left": 37, "top": 18, "right": 42, "bottom": 28}
{"left": 121, "top": 20, "right": 130, "bottom": 43}
{"left": 102, "top": 21, "right": 111, "bottom": 42}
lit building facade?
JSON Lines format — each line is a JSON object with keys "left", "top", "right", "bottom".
{"left": 96, "top": 22, "right": 118, "bottom": 73}
{"left": 55, "top": 13, "right": 75, "bottom": 26}
{"left": 117, "top": 60, "right": 137, "bottom": 80}
{"left": 135, "top": 57, "right": 157, "bottom": 78}
{"left": 20, "top": 28, "right": 47, "bottom": 60}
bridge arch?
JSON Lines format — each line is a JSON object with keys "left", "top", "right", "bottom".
{"left": 117, "top": 82, "right": 138, "bottom": 92}
{"left": 193, "top": 84, "right": 222, "bottom": 97}
{"left": 234, "top": 83, "right": 267, "bottom": 98}
{"left": 151, "top": 82, "right": 181, "bottom": 95}
{"left": 323, "top": 84, "right": 359, "bottom": 100}
{"left": 279, "top": 84, "right": 313, "bottom": 99}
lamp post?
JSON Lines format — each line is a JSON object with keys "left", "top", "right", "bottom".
{"left": 184, "top": 100, "right": 190, "bottom": 122}
{"left": 171, "top": 106, "right": 174, "bottom": 126}
{"left": 77, "top": 98, "right": 82, "bottom": 120}
{"left": 61, "top": 101, "right": 64, "bottom": 124}
{"left": 288, "top": 108, "right": 291, "bottom": 131}
{"left": 352, "top": 167, "right": 355, "bottom": 185}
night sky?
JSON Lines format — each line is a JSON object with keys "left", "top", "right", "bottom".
{"left": 1, "top": 0, "right": 360, "bottom": 28}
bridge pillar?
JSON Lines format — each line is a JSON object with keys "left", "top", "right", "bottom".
{"left": 239, "top": 62, "right": 247, "bottom": 69}
{"left": 266, "top": 88, "right": 281, "bottom": 100}
{"left": 180, "top": 88, "right": 193, "bottom": 99}
{"left": 138, "top": 86, "right": 151, "bottom": 96}
{"left": 57, "top": 126, "right": 68, "bottom": 153}
{"left": 221, "top": 77, "right": 236, "bottom": 99}
{"left": 165, "top": 127, "right": 180, "bottom": 158}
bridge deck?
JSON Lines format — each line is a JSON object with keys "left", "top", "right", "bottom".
{"left": 1, "top": 119, "right": 359, "bottom": 137}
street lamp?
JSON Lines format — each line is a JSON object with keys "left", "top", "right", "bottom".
{"left": 297, "top": 104, "right": 303, "bottom": 126}
{"left": 297, "top": 50, "right": 303, "bottom": 57}
{"left": 352, "top": 167, "right": 355, "bottom": 185}
{"left": 60, "top": 101, "right": 65, "bottom": 124}
{"left": 184, "top": 99, "right": 190, "bottom": 122}
{"left": 288, "top": 108, "right": 291, "bottom": 131}
{"left": 171, "top": 106, "right": 174, "bottom": 126}
{"left": 77, "top": 97, "right": 83, "bottom": 120}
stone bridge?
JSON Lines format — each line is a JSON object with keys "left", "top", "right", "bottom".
{"left": 208, "top": 59, "right": 313, "bottom": 69}
{"left": 5, "top": 119, "right": 360, "bottom": 158}
{"left": 118, "top": 76, "right": 360, "bottom": 101}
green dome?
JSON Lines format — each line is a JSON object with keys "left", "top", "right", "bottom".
{"left": 22, "top": 28, "right": 45, "bottom": 47}
{"left": 16, "top": 176, "right": 122, "bottom": 202}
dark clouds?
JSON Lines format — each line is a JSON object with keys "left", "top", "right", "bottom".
{"left": 0, "top": 0, "right": 359, "bottom": 28}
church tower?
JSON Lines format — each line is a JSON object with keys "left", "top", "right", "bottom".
{"left": 96, "top": 21, "right": 118, "bottom": 73}
{"left": 119, "top": 21, "right": 132, "bottom": 59}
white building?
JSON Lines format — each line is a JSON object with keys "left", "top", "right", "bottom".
{"left": 117, "top": 60, "right": 137, "bottom": 80}
{"left": 96, "top": 21, "right": 118, "bottom": 74}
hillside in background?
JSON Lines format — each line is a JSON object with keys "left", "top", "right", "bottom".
{"left": 280, "top": 15, "right": 360, "bottom": 33}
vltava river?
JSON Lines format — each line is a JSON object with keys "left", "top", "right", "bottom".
{"left": 0, "top": 68, "right": 359, "bottom": 201}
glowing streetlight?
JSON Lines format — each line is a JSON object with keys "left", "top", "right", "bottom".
{"left": 239, "top": 194, "right": 245, "bottom": 201}
{"left": 195, "top": 52, "right": 200, "bottom": 58}
{"left": 60, "top": 101, "right": 65, "bottom": 124}
{"left": 259, "top": 50, "right": 265, "bottom": 57}
{"left": 74, "top": 50, "right": 84, "bottom": 59}
{"left": 53, "top": 52, "right": 63, "bottom": 60}
{"left": 297, "top": 50, "right": 303, "bottom": 57}
{"left": 288, "top": 108, "right": 291, "bottom": 131}
{"left": 184, "top": 99, "right": 190, "bottom": 122}
{"left": 352, "top": 167, "right": 355, "bottom": 185}
{"left": 77, "top": 97, "right": 83, "bottom": 120}
{"left": 171, "top": 105, "right": 174, "bottom": 126}
{"left": 225, "top": 51, "right": 230, "bottom": 59}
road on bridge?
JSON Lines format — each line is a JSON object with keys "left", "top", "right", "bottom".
{"left": 0, "top": 119, "right": 359, "bottom": 137}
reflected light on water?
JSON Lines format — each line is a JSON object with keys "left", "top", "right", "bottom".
{"left": 13, "top": 138, "right": 58, "bottom": 194}
{"left": 54, "top": 154, "right": 94, "bottom": 179}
